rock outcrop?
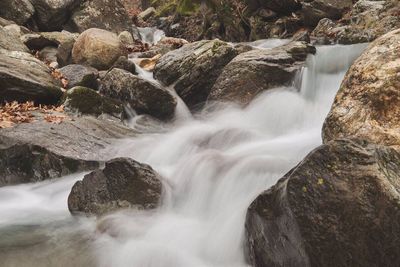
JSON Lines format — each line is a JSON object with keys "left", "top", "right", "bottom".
{"left": 100, "top": 68, "right": 177, "bottom": 120}
{"left": 245, "top": 139, "right": 400, "bottom": 267}
{"left": 0, "top": 49, "right": 62, "bottom": 104}
{"left": 68, "top": 157, "right": 163, "bottom": 216}
{"left": 72, "top": 28, "right": 124, "bottom": 70}
{"left": 208, "top": 41, "right": 316, "bottom": 105}
{"left": 0, "top": 142, "right": 98, "bottom": 186}
{"left": 154, "top": 39, "right": 238, "bottom": 110}
{"left": 323, "top": 29, "right": 400, "bottom": 147}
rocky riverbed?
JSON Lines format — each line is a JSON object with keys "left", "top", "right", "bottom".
{"left": 0, "top": 0, "right": 399, "bottom": 267}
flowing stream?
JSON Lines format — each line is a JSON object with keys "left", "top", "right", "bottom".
{"left": 0, "top": 42, "right": 367, "bottom": 267}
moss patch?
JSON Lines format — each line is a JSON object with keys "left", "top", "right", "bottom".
{"left": 64, "top": 86, "right": 123, "bottom": 117}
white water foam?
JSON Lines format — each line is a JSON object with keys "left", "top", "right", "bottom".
{"left": 0, "top": 43, "right": 368, "bottom": 267}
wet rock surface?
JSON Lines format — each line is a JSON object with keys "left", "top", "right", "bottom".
{"left": 68, "top": 157, "right": 162, "bottom": 216}
{"left": 100, "top": 68, "right": 177, "bottom": 120}
{"left": 154, "top": 39, "right": 238, "bottom": 110}
{"left": 245, "top": 139, "right": 400, "bottom": 267}
{"left": 0, "top": 142, "right": 99, "bottom": 186}
{"left": 208, "top": 41, "right": 316, "bottom": 105}
{"left": 323, "top": 29, "right": 400, "bottom": 147}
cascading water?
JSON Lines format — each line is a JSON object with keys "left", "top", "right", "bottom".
{"left": 0, "top": 42, "right": 367, "bottom": 267}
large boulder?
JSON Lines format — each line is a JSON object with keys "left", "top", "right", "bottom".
{"left": 65, "top": 0, "right": 137, "bottom": 34}
{"left": 63, "top": 86, "right": 123, "bottom": 117}
{"left": 72, "top": 28, "right": 124, "bottom": 70}
{"left": 68, "top": 157, "right": 163, "bottom": 216}
{"left": 323, "top": 29, "right": 400, "bottom": 147}
{"left": 154, "top": 39, "right": 239, "bottom": 110}
{"left": 100, "top": 68, "right": 177, "bottom": 120}
{"left": 0, "top": 50, "right": 62, "bottom": 104}
{"left": 59, "top": 64, "right": 98, "bottom": 89}
{"left": 208, "top": 41, "right": 316, "bottom": 105}
{"left": 31, "top": 0, "right": 82, "bottom": 31}
{"left": 300, "top": 0, "right": 353, "bottom": 26}
{"left": 245, "top": 139, "right": 400, "bottom": 267}
{"left": 0, "top": 143, "right": 98, "bottom": 186}
{"left": 0, "top": 0, "right": 35, "bottom": 25}
{"left": 0, "top": 26, "right": 29, "bottom": 52}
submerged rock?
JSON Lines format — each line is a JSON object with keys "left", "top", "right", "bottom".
{"left": 323, "top": 29, "right": 400, "bottom": 147}
{"left": 0, "top": 49, "right": 62, "bottom": 104}
{"left": 208, "top": 41, "right": 316, "bottom": 105}
{"left": 72, "top": 28, "right": 124, "bottom": 70}
{"left": 245, "top": 139, "right": 400, "bottom": 267}
{"left": 154, "top": 39, "right": 238, "bottom": 110}
{"left": 63, "top": 86, "right": 123, "bottom": 117}
{"left": 100, "top": 68, "right": 177, "bottom": 120}
{"left": 68, "top": 157, "right": 162, "bottom": 216}
{"left": 0, "top": 142, "right": 99, "bottom": 186}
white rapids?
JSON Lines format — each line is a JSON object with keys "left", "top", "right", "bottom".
{"left": 0, "top": 42, "right": 367, "bottom": 267}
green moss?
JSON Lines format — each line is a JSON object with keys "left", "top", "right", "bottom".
{"left": 64, "top": 86, "right": 123, "bottom": 117}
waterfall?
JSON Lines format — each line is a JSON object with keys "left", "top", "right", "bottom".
{"left": 0, "top": 43, "right": 367, "bottom": 267}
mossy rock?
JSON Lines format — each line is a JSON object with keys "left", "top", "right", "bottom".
{"left": 64, "top": 86, "right": 123, "bottom": 117}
